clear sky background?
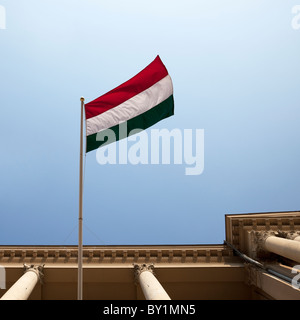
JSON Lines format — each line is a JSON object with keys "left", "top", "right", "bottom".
{"left": 1, "top": 1, "right": 300, "bottom": 246}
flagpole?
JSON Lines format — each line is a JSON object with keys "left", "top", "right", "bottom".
{"left": 78, "top": 96, "right": 85, "bottom": 300}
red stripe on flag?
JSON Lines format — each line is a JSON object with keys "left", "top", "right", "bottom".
{"left": 85, "top": 55, "right": 169, "bottom": 120}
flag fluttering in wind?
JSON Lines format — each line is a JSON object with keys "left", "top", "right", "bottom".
{"left": 84, "top": 55, "right": 174, "bottom": 153}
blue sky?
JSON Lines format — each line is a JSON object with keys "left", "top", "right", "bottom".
{"left": 0, "top": 1, "right": 300, "bottom": 245}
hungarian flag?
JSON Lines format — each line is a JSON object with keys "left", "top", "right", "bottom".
{"left": 85, "top": 56, "right": 174, "bottom": 153}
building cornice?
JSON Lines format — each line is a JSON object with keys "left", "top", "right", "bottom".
{"left": 225, "top": 211, "right": 300, "bottom": 250}
{"left": 0, "top": 244, "right": 234, "bottom": 265}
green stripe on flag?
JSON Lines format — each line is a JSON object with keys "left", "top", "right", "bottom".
{"left": 86, "top": 94, "right": 174, "bottom": 153}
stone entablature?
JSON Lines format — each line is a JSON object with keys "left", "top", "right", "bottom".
{"left": 225, "top": 211, "right": 300, "bottom": 258}
{"left": 0, "top": 245, "right": 234, "bottom": 265}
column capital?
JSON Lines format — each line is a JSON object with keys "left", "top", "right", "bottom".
{"left": 254, "top": 231, "right": 276, "bottom": 249}
{"left": 133, "top": 263, "right": 154, "bottom": 275}
{"left": 254, "top": 230, "right": 300, "bottom": 244}
{"left": 285, "top": 231, "right": 300, "bottom": 240}
{"left": 23, "top": 264, "right": 44, "bottom": 283}
{"left": 133, "top": 263, "right": 155, "bottom": 284}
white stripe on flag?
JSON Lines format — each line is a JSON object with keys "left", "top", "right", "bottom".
{"left": 86, "top": 75, "right": 173, "bottom": 137}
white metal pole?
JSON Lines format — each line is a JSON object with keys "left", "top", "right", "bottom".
{"left": 78, "top": 97, "right": 85, "bottom": 300}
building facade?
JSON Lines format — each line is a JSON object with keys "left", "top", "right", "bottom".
{"left": 0, "top": 211, "right": 300, "bottom": 300}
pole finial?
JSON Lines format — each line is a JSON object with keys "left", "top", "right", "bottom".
{"left": 80, "top": 97, "right": 85, "bottom": 102}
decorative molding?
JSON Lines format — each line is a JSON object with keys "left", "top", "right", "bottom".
{"left": 0, "top": 245, "right": 233, "bottom": 265}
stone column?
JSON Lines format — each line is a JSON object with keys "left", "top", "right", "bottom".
{"left": 0, "top": 264, "right": 44, "bottom": 300}
{"left": 258, "top": 232, "right": 300, "bottom": 263}
{"left": 134, "top": 264, "right": 171, "bottom": 300}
